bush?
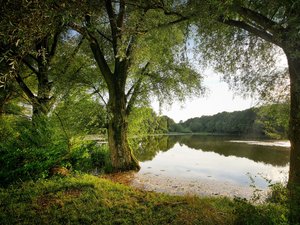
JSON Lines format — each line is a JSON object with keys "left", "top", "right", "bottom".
{"left": 68, "top": 141, "right": 110, "bottom": 173}
{"left": 0, "top": 143, "right": 68, "bottom": 186}
{"left": 233, "top": 197, "right": 288, "bottom": 225}
{"left": 0, "top": 115, "right": 30, "bottom": 144}
{"left": 266, "top": 183, "right": 288, "bottom": 205}
{"left": 0, "top": 139, "right": 112, "bottom": 186}
{"left": 0, "top": 112, "right": 113, "bottom": 187}
{"left": 0, "top": 116, "right": 69, "bottom": 186}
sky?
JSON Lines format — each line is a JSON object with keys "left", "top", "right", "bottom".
{"left": 151, "top": 41, "right": 288, "bottom": 123}
{"left": 152, "top": 71, "right": 256, "bottom": 123}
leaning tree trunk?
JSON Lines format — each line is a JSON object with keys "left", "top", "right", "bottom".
{"left": 107, "top": 85, "right": 140, "bottom": 171}
{"left": 285, "top": 49, "right": 300, "bottom": 223}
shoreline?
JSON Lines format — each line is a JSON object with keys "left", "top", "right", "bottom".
{"left": 103, "top": 171, "right": 269, "bottom": 201}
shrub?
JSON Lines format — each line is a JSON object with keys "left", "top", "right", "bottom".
{"left": 233, "top": 197, "right": 288, "bottom": 225}
{"left": 66, "top": 140, "right": 111, "bottom": 174}
{"left": 0, "top": 116, "right": 69, "bottom": 186}
{"left": 266, "top": 183, "right": 288, "bottom": 205}
{"left": 0, "top": 143, "right": 68, "bottom": 186}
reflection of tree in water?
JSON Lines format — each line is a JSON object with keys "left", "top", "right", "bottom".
{"left": 132, "top": 136, "right": 176, "bottom": 161}
{"left": 132, "top": 135, "right": 289, "bottom": 166}
{"left": 177, "top": 135, "right": 290, "bottom": 167}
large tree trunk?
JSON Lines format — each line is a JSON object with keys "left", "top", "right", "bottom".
{"left": 285, "top": 50, "right": 300, "bottom": 223}
{"left": 107, "top": 84, "right": 140, "bottom": 171}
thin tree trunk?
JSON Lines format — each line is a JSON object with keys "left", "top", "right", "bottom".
{"left": 285, "top": 50, "right": 300, "bottom": 223}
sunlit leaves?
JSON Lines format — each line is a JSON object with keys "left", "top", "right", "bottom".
{"left": 51, "top": 89, "right": 106, "bottom": 137}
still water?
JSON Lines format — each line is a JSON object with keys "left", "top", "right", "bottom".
{"left": 132, "top": 135, "right": 289, "bottom": 198}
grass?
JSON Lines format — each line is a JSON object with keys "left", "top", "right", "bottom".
{"left": 0, "top": 174, "right": 288, "bottom": 225}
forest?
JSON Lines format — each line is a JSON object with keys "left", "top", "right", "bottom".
{"left": 1, "top": 0, "right": 300, "bottom": 224}
{"left": 170, "top": 104, "right": 289, "bottom": 139}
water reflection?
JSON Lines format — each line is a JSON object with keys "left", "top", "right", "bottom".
{"left": 132, "top": 135, "right": 176, "bottom": 161}
{"left": 134, "top": 135, "right": 290, "bottom": 166}
{"left": 133, "top": 135, "right": 289, "bottom": 189}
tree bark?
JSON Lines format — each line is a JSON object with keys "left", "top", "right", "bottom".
{"left": 32, "top": 68, "right": 51, "bottom": 121}
{"left": 31, "top": 37, "right": 54, "bottom": 124}
{"left": 285, "top": 49, "right": 300, "bottom": 223}
{"left": 107, "top": 84, "right": 140, "bottom": 171}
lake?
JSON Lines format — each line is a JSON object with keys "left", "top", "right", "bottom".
{"left": 130, "top": 135, "right": 290, "bottom": 199}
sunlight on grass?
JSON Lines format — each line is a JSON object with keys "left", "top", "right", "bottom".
{"left": 0, "top": 174, "right": 288, "bottom": 225}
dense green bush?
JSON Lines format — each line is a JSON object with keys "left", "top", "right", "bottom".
{"left": 0, "top": 117, "right": 69, "bottom": 186}
{"left": 0, "top": 144, "right": 68, "bottom": 185}
{"left": 0, "top": 139, "right": 112, "bottom": 186}
{"left": 0, "top": 115, "right": 110, "bottom": 186}
{"left": 69, "top": 141, "right": 110, "bottom": 173}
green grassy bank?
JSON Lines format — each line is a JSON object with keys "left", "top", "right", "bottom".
{"left": 0, "top": 174, "right": 288, "bottom": 225}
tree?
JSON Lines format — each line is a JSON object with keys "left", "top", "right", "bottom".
{"left": 0, "top": 1, "right": 88, "bottom": 124}
{"left": 184, "top": 0, "right": 300, "bottom": 222}
{"left": 256, "top": 104, "right": 289, "bottom": 139}
{"left": 69, "top": 0, "right": 203, "bottom": 171}
{"left": 17, "top": 34, "right": 61, "bottom": 122}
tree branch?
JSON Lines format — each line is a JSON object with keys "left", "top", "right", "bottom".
{"left": 126, "top": 62, "right": 150, "bottom": 115}
{"left": 126, "top": 35, "right": 135, "bottom": 57}
{"left": 91, "top": 85, "right": 107, "bottom": 106}
{"left": 97, "top": 29, "right": 113, "bottom": 43}
{"left": 138, "top": 15, "right": 191, "bottom": 34}
{"left": 28, "top": 54, "right": 39, "bottom": 63}
{"left": 221, "top": 18, "right": 281, "bottom": 47}
{"left": 126, "top": 1, "right": 185, "bottom": 18}
{"left": 89, "top": 37, "right": 113, "bottom": 88}
{"left": 105, "top": 0, "right": 118, "bottom": 53}
{"left": 14, "top": 72, "right": 35, "bottom": 101}
{"left": 49, "top": 31, "right": 60, "bottom": 59}
{"left": 53, "top": 112, "right": 71, "bottom": 151}
{"left": 62, "top": 36, "right": 85, "bottom": 74}
{"left": 235, "top": 6, "right": 281, "bottom": 34}
{"left": 82, "top": 13, "right": 113, "bottom": 88}
{"left": 22, "top": 58, "right": 39, "bottom": 76}
{"left": 117, "top": 0, "right": 125, "bottom": 28}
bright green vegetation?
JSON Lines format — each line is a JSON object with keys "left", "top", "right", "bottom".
{"left": 170, "top": 104, "right": 289, "bottom": 139}
{"left": 1, "top": 0, "right": 299, "bottom": 223}
{"left": 0, "top": 100, "right": 167, "bottom": 187}
{"left": 0, "top": 174, "right": 289, "bottom": 225}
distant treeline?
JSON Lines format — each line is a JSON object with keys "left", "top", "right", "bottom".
{"left": 166, "top": 104, "right": 289, "bottom": 139}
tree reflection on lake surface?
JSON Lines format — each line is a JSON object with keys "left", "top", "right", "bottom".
{"left": 133, "top": 135, "right": 289, "bottom": 190}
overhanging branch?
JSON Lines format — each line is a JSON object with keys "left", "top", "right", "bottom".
{"left": 221, "top": 17, "right": 281, "bottom": 47}
{"left": 235, "top": 6, "right": 281, "bottom": 34}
